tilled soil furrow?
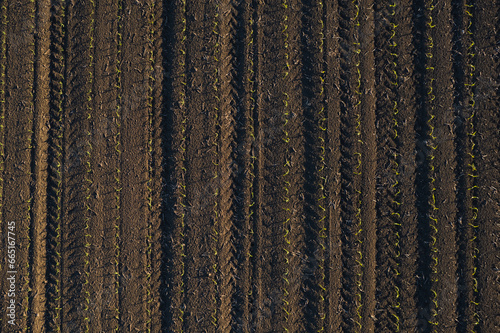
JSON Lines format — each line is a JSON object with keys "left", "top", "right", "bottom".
{"left": 3, "top": 1, "right": 36, "bottom": 331}
{"left": 452, "top": 1, "right": 480, "bottom": 331}
{"left": 247, "top": 1, "right": 265, "bottom": 329}
{"left": 234, "top": 1, "right": 255, "bottom": 330}
{"left": 46, "top": 0, "right": 68, "bottom": 331}
{"left": 426, "top": 1, "right": 459, "bottom": 330}
{"left": 393, "top": 1, "right": 419, "bottom": 330}
{"left": 414, "top": 0, "right": 462, "bottom": 330}
{"left": 358, "top": 1, "right": 377, "bottom": 331}
{"left": 1, "top": 1, "right": 499, "bottom": 332}
{"left": 338, "top": 1, "right": 363, "bottom": 330}
{"left": 216, "top": 1, "right": 241, "bottom": 331}
{"left": 323, "top": 1, "right": 342, "bottom": 330}
{"left": 161, "top": 0, "right": 188, "bottom": 331}
{"left": 145, "top": 1, "right": 164, "bottom": 332}
{"left": 374, "top": 1, "right": 402, "bottom": 331}
{"left": 60, "top": 0, "right": 93, "bottom": 330}
{"left": 300, "top": 0, "right": 326, "bottom": 331}
{"left": 258, "top": 0, "right": 290, "bottom": 330}
{"left": 281, "top": 1, "right": 306, "bottom": 332}
{"left": 475, "top": 2, "right": 500, "bottom": 331}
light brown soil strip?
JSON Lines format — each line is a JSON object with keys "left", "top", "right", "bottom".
{"left": 181, "top": 2, "right": 217, "bottom": 331}
{"left": 475, "top": 2, "right": 500, "bottom": 331}
{"left": 3, "top": 0, "right": 36, "bottom": 331}
{"left": 31, "top": 0, "right": 50, "bottom": 331}
{"left": 217, "top": 1, "right": 239, "bottom": 331}
{"left": 91, "top": 0, "right": 120, "bottom": 331}
{"left": 118, "top": 0, "right": 151, "bottom": 329}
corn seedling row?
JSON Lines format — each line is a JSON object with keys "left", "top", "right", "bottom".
{"left": 281, "top": 1, "right": 293, "bottom": 331}
{"left": 210, "top": 1, "right": 221, "bottom": 328}
{"left": 424, "top": 0, "right": 439, "bottom": 330}
{"left": 173, "top": 0, "right": 188, "bottom": 331}
{"left": 351, "top": 1, "right": 363, "bottom": 331}
{"left": 245, "top": 0, "right": 257, "bottom": 324}
{"left": 113, "top": 0, "right": 123, "bottom": 331}
{"left": 388, "top": 1, "right": 401, "bottom": 331}
{"left": 145, "top": 1, "right": 158, "bottom": 332}
{"left": 83, "top": 1, "right": 96, "bottom": 331}
{"left": 464, "top": 1, "right": 479, "bottom": 331}
{"left": 316, "top": 0, "right": 328, "bottom": 331}
{"left": 47, "top": 0, "right": 66, "bottom": 330}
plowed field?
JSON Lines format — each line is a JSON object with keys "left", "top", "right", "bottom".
{"left": 0, "top": 0, "right": 498, "bottom": 332}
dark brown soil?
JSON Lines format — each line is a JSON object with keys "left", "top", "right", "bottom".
{"left": 0, "top": 0, "right": 498, "bottom": 332}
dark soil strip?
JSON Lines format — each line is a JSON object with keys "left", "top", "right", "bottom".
{"left": 300, "top": 0, "right": 325, "bottom": 331}
{"left": 338, "top": 0, "right": 361, "bottom": 330}
{"left": 323, "top": 0, "right": 342, "bottom": 330}
{"left": 60, "top": 0, "right": 93, "bottom": 330}
{"left": 412, "top": 0, "right": 433, "bottom": 329}
{"left": 233, "top": 0, "right": 255, "bottom": 330}
{"left": 374, "top": 1, "right": 401, "bottom": 331}
{"left": 146, "top": 1, "right": 165, "bottom": 331}
{"left": 358, "top": 1, "right": 377, "bottom": 331}
{"left": 393, "top": 0, "right": 419, "bottom": 330}
{"left": 452, "top": 0, "right": 479, "bottom": 331}
{"left": 46, "top": 0, "right": 67, "bottom": 330}
{"left": 475, "top": 1, "right": 500, "bottom": 331}
{"left": 248, "top": 1, "right": 264, "bottom": 330}
{"left": 160, "top": 0, "right": 186, "bottom": 330}
{"left": 258, "top": 0, "right": 291, "bottom": 330}
{"left": 429, "top": 1, "right": 459, "bottom": 330}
